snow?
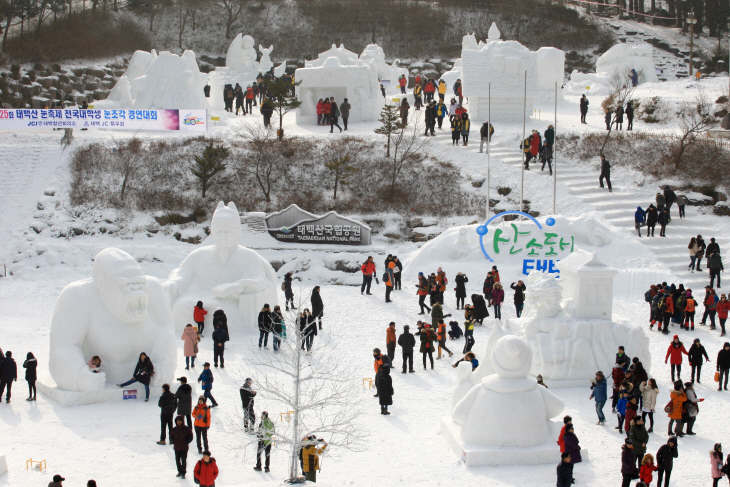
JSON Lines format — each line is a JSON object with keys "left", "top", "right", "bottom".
{"left": 48, "top": 247, "right": 177, "bottom": 392}
{"left": 1, "top": 64, "right": 730, "bottom": 486}
{"left": 596, "top": 42, "right": 658, "bottom": 84}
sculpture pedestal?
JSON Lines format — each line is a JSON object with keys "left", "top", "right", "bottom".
{"left": 38, "top": 382, "right": 197, "bottom": 407}
{"left": 441, "top": 417, "right": 584, "bottom": 467}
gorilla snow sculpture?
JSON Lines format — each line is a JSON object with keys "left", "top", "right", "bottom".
{"left": 49, "top": 248, "right": 177, "bottom": 391}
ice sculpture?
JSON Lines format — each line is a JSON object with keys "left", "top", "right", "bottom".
{"left": 49, "top": 248, "right": 176, "bottom": 392}
{"left": 164, "top": 202, "right": 278, "bottom": 333}
{"left": 259, "top": 44, "right": 274, "bottom": 73}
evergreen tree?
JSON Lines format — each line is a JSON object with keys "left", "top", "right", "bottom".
{"left": 264, "top": 76, "right": 302, "bottom": 140}
{"left": 374, "top": 104, "right": 404, "bottom": 158}
{"left": 324, "top": 155, "right": 357, "bottom": 200}
{"left": 190, "top": 142, "right": 229, "bottom": 197}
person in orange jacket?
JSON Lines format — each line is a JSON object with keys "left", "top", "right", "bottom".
{"left": 417, "top": 272, "right": 431, "bottom": 314}
{"left": 193, "top": 396, "right": 211, "bottom": 454}
{"left": 661, "top": 291, "right": 675, "bottom": 334}
{"left": 386, "top": 322, "right": 397, "bottom": 363}
{"left": 360, "top": 256, "right": 376, "bottom": 295}
{"left": 436, "top": 319, "right": 453, "bottom": 359}
{"left": 194, "top": 451, "right": 218, "bottom": 487}
{"left": 683, "top": 291, "right": 697, "bottom": 330}
{"left": 245, "top": 85, "right": 254, "bottom": 114}
{"left": 384, "top": 264, "right": 394, "bottom": 303}
{"left": 665, "top": 335, "right": 688, "bottom": 382}
{"left": 666, "top": 380, "right": 687, "bottom": 436}
{"left": 639, "top": 453, "right": 657, "bottom": 485}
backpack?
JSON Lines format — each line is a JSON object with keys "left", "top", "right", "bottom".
{"left": 663, "top": 399, "right": 674, "bottom": 414}
{"left": 281, "top": 282, "right": 286, "bottom": 291}
{"left": 658, "top": 297, "right": 667, "bottom": 311}
{"left": 382, "top": 272, "right": 389, "bottom": 282}
{"left": 644, "top": 290, "right": 652, "bottom": 303}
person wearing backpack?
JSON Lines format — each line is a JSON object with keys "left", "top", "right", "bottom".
{"left": 383, "top": 264, "right": 394, "bottom": 303}
{"left": 435, "top": 99, "right": 448, "bottom": 129}
{"left": 711, "top": 443, "right": 724, "bottom": 487}
{"left": 666, "top": 336, "right": 688, "bottom": 382}
{"left": 666, "top": 381, "right": 687, "bottom": 437}
{"left": 660, "top": 291, "right": 675, "bottom": 334}
{"left": 416, "top": 324, "right": 437, "bottom": 370}
{"left": 689, "top": 237, "right": 700, "bottom": 272}
{"left": 688, "top": 338, "right": 710, "bottom": 383}
{"left": 683, "top": 291, "right": 698, "bottom": 330}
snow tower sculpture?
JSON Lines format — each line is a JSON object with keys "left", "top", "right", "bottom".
{"left": 49, "top": 248, "right": 177, "bottom": 392}
{"left": 165, "top": 201, "right": 278, "bottom": 333}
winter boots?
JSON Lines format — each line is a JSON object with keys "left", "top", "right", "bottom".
{"left": 380, "top": 406, "right": 390, "bottom": 415}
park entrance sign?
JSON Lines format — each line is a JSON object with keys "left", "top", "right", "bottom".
{"left": 476, "top": 211, "right": 575, "bottom": 275}
{"left": 265, "top": 205, "right": 371, "bottom": 246}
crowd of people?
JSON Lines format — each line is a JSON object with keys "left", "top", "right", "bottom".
{"left": 645, "top": 279, "right": 727, "bottom": 335}
{"left": 634, "top": 186, "right": 695, "bottom": 238}
{"left": 521, "top": 126, "right": 555, "bottom": 174}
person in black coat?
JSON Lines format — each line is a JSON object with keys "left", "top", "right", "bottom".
{"left": 305, "top": 310, "right": 317, "bottom": 351}
{"left": 175, "top": 377, "right": 193, "bottom": 427}
{"left": 23, "top": 352, "right": 37, "bottom": 401}
{"left": 240, "top": 378, "right": 257, "bottom": 433}
{"left": 157, "top": 383, "right": 178, "bottom": 445}
{"left": 454, "top": 273, "right": 469, "bottom": 310}
{"left": 117, "top": 352, "right": 154, "bottom": 401}
{"left": 0, "top": 350, "right": 17, "bottom": 403}
{"left": 580, "top": 95, "right": 589, "bottom": 124}
{"left": 626, "top": 101, "right": 634, "bottom": 130}
{"left": 397, "top": 325, "right": 416, "bottom": 373}
{"left": 212, "top": 324, "right": 229, "bottom": 368}
{"left": 271, "top": 305, "right": 284, "bottom": 352}
{"left": 284, "top": 272, "right": 295, "bottom": 310}
{"left": 258, "top": 304, "right": 272, "bottom": 349}
{"left": 656, "top": 437, "right": 678, "bottom": 487}
{"left": 557, "top": 452, "right": 573, "bottom": 487}
{"left": 171, "top": 415, "right": 194, "bottom": 478}
{"left": 212, "top": 308, "right": 228, "bottom": 334}
{"left": 510, "top": 281, "right": 527, "bottom": 317}
{"left": 659, "top": 207, "right": 670, "bottom": 237}
{"left": 376, "top": 366, "right": 393, "bottom": 415}
{"left": 448, "top": 320, "right": 463, "bottom": 340}
{"left": 311, "top": 286, "right": 324, "bottom": 330}
{"left": 599, "top": 155, "right": 612, "bottom": 192}
{"left": 392, "top": 256, "right": 403, "bottom": 290}
{"left": 470, "top": 294, "right": 489, "bottom": 323}
{"left": 645, "top": 204, "right": 658, "bottom": 237}
{"left": 687, "top": 338, "right": 710, "bottom": 383}
{"left": 621, "top": 439, "right": 636, "bottom": 487}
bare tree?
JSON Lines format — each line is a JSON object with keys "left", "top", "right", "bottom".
{"left": 599, "top": 68, "right": 638, "bottom": 156}
{"left": 228, "top": 288, "right": 366, "bottom": 483}
{"left": 113, "top": 136, "right": 144, "bottom": 201}
{"left": 323, "top": 155, "right": 357, "bottom": 200}
{"left": 672, "top": 88, "right": 714, "bottom": 167}
{"left": 218, "top": 0, "right": 246, "bottom": 39}
{"left": 384, "top": 116, "right": 429, "bottom": 200}
{"left": 234, "top": 124, "right": 284, "bottom": 203}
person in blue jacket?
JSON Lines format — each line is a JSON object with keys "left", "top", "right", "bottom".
{"left": 630, "top": 69, "right": 639, "bottom": 87}
{"left": 590, "top": 370, "right": 608, "bottom": 424}
{"left": 197, "top": 363, "right": 218, "bottom": 407}
{"left": 635, "top": 207, "right": 646, "bottom": 238}
{"left": 616, "top": 390, "right": 629, "bottom": 432}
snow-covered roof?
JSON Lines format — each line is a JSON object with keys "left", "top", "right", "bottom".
{"left": 556, "top": 249, "right": 617, "bottom": 275}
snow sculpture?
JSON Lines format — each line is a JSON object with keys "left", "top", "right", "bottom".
{"left": 48, "top": 248, "right": 176, "bottom": 392}
{"left": 132, "top": 50, "right": 208, "bottom": 110}
{"left": 596, "top": 43, "right": 657, "bottom": 84}
{"left": 487, "top": 22, "right": 501, "bottom": 42}
{"left": 513, "top": 251, "right": 651, "bottom": 384}
{"left": 439, "top": 58, "right": 462, "bottom": 96}
{"left": 258, "top": 44, "right": 274, "bottom": 73}
{"left": 359, "top": 44, "right": 408, "bottom": 84}
{"left": 227, "top": 34, "right": 258, "bottom": 72}
{"left": 105, "top": 76, "right": 134, "bottom": 109}
{"left": 295, "top": 45, "right": 384, "bottom": 124}
{"left": 443, "top": 335, "right": 565, "bottom": 466}
{"left": 448, "top": 227, "right": 472, "bottom": 260}
{"left": 165, "top": 202, "right": 278, "bottom": 333}
{"left": 459, "top": 27, "right": 565, "bottom": 122}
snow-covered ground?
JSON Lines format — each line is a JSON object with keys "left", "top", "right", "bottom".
{"left": 1, "top": 77, "right": 730, "bottom": 486}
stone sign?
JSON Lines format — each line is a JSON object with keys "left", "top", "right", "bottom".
{"left": 265, "top": 205, "right": 371, "bottom": 245}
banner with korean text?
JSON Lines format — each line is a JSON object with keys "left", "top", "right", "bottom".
{"left": 0, "top": 109, "right": 207, "bottom": 131}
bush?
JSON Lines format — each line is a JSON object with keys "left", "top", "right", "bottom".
{"left": 5, "top": 11, "right": 151, "bottom": 62}
{"left": 10, "top": 64, "right": 20, "bottom": 80}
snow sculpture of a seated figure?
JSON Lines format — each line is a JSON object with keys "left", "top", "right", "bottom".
{"left": 164, "top": 201, "right": 278, "bottom": 333}
{"left": 452, "top": 335, "right": 564, "bottom": 447}
{"left": 49, "top": 248, "right": 176, "bottom": 391}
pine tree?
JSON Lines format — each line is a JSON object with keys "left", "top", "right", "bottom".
{"left": 264, "top": 76, "right": 302, "bottom": 140}
{"left": 190, "top": 142, "right": 229, "bottom": 198}
{"left": 323, "top": 155, "right": 357, "bottom": 200}
{"left": 373, "top": 104, "right": 404, "bottom": 158}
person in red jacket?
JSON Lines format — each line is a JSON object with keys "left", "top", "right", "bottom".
{"left": 557, "top": 415, "right": 572, "bottom": 453}
{"left": 661, "top": 292, "right": 675, "bottom": 334}
{"left": 360, "top": 256, "right": 376, "bottom": 295}
{"left": 398, "top": 75, "right": 407, "bottom": 94}
{"left": 245, "top": 85, "right": 254, "bottom": 114}
{"left": 665, "top": 335, "right": 688, "bottom": 382}
{"left": 194, "top": 451, "right": 219, "bottom": 487}
{"left": 717, "top": 293, "right": 729, "bottom": 336}
{"left": 194, "top": 301, "right": 208, "bottom": 336}
{"left": 530, "top": 130, "right": 541, "bottom": 161}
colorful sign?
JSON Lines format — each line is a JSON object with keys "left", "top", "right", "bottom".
{"left": 123, "top": 389, "right": 137, "bottom": 400}
{"left": 476, "top": 211, "right": 575, "bottom": 276}
{"left": 0, "top": 109, "right": 207, "bottom": 131}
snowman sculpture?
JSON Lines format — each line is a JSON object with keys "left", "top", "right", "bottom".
{"left": 452, "top": 335, "right": 564, "bottom": 448}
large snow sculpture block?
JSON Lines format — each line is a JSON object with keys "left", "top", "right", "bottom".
{"left": 596, "top": 43, "right": 658, "bottom": 84}
{"left": 49, "top": 248, "right": 177, "bottom": 393}
{"left": 443, "top": 335, "right": 566, "bottom": 466}
{"left": 295, "top": 56, "right": 383, "bottom": 123}
{"left": 165, "top": 202, "right": 278, "bottom": 333}
{"left": 557, "top": 249, "right": 617, "bottom": 320}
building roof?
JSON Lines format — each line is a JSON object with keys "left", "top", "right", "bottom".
{"left": 556, "top": 249, "right": 617, "bottom": 275}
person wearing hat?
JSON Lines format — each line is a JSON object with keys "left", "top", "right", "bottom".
{"left": 194, "top": 450, "right": 219, "bottom": 486}
{"left": 656, "top": 436, "right": 679, "bottom": 487}
{"left": 48, "top": 474, "right": 65, "bottom": 487}
{"left": 197, "top": 362, "right": 218, "bottom": 407}
{"left": 453, "top": 78, "right": 463, "bottom": 104}
{"left": 717, "top": 293, "right": 729, "bottom": 336}
{"left": 240, "top": 378, "right": 257, "bottom": 433}
{"left": 460, "top": 112, "right": 471, "bottom": 146}
{"left": 254, "top": 411, "right": 275, "bottom": 472}
{"left": 417, "top": 324, "right": 437, "bottom": 370}
{"left": 417, "top": 272, "right": 431, "bottom": 315}
{"left": 545, "top": 124, "right": 555, "bottom": 152}
{"left": 424, "top": 100, "right": 437, "bottom": 136}
{"left": 580, "top": 94, "right": 589, "bottom": 124}
{"left": 479, "top": 120, "right": 494, "bottom": 153}
{"left": 629, "top": 415, "right": 649, "bottom": 471}
{"left": 704, "top": 287, "right": 719, "bottom": 329}
{"left": 193, "top": 395, "right": 211, "bottom": 453}
{"left": 435, "top": 99, "right": 448, "bottom": 129}
{"left": 666, "top": 336, "right": 688, "bottom": 382}
{"left": 717, "top": 342, "right": 730, "bottom": 391}
{"left": 688, "top": 338, "right": 710, "bottom": 383}
{"left": 599, "top": 154, "right": 612, "bottom": 192}
{"left": 621, "top": 438, "right": 636, "bottom": 487}
{"left": 171, "top": 415, "right": 194, "bottom": 478}
{"left": 711, "top": 443, "right": 724, "bottom": 486}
